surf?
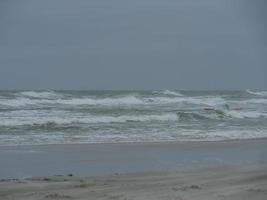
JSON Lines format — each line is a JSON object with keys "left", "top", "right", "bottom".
{"left": 246, "top": 89, "right": 267, "bottom": 97}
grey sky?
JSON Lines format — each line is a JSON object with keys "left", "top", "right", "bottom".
{"left": 0, "top": 0, "right": 266, "bottom": 90}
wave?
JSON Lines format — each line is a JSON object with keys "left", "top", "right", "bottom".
{"left": 0, "top": 98, "right": 52, "bottom": 107}
{"left": 57, "top": 96, "right": 143, "bottom": 106}
{"left": 1, "top": 93, "right": 266, "bottom": 109}
{"left": 237, "top": 99, "right": 267, "bottom": 105}
{"left": 0, "top": 113, "right": 178, "bottom": 127}
{"left": 19, "top": 91, "right": 61, "bottom": 99}
{"left": 225, "top": 110, "right": 267, "bottom": 119}
{"left": 204, "top": 130, "right": 267, "bottom": 141}
{"left": 143, "top": 96, "right": 226, "bottom": 107}
{"left": 160, "top": 90, "right": 184, "bottom": 96}
{"left": 177, "top": 112, "right": 217, "bottom": 121}
{"left": 0, "top": 96, "right": 143, "bottom": 107}
{"left": 1, "top": 129, "right": 266, "bottom": 146}
{"left": 2, "top": 95, "right": 266, "bottom": 109}
{"left": 246, "top": 89, "right": 267, "bottom": 97}
{"left": 187, "top": 97, "right": 226, "bottom": 107}
{"left": 177, "top": 109, "right": 267, "bottom": 121}
{"left": 0, "top": 95, "right": 226, "bottom": 108}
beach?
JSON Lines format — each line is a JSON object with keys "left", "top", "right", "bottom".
{"left": 1, "top": 163, "right": 267, "bottom": 200}
{"left": 1, "top": 90, "right": 267, "bottom": 199}
{"left": 0, "top": 139, "right": 267, "bottom": 199}
{"left": 1, "top": 0, "right": 267, "bottom": 197}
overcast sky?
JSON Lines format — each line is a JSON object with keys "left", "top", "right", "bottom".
{"left": 0, "top": 0, "right": 266, "bottom": 90}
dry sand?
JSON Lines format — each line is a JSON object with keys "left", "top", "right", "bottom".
{"left": 0, "top": 163, "right": 267, "bottom": 200}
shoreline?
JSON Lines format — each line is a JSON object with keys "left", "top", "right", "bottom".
{"left": 0, "top": 163, "right": 266, "bottom": 200}
{"left": 1, "top": 137, "right": 267, "bottom": 148}
{"left": 1, "top": 138, "right": 267, "bottom": 199}
{"left": 1, "top": 139, "right": 267, "bottom": 179}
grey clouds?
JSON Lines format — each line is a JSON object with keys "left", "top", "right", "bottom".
{"left": 0, "top": 0, "right": 266, "bottom": 90}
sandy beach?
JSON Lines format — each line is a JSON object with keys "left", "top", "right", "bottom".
{"left": 0, "top": 162, "right": 267, "bottom": 200}
{"left": 0, "top": 139, "right": 267, "bottom": 199}
{"left": 1, "top": 0, "right": 267, "bottom": 198}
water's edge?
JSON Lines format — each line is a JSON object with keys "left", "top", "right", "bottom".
{"left": 0, "top": 139, "right": 266, "bottom": 179}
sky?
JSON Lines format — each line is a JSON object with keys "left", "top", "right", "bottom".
{"left": 0, "top": 0, "right": 266, "bottom": 90}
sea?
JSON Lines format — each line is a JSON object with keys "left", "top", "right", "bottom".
{"left": 0, "top": 90, "right": 267, "bottom": 146}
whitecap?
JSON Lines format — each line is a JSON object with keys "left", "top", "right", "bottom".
{"left": 19, "top": 91, "right": 61, "bottom": 99}
{"left": 246, "top": 89, "right": 267, "bottom": 97}
{"left": 0, "top": 113, "right": 178, "bottom": 127}
{"left": 242, "top": 98, "right": 267, "bottom": 104}
{"left": 0, "top": 98, "right": 52, "bottom": 107}
{"left": 56, "top": 95, "right": 144, "bottom": 106}
{"left": 143, "top": 96, "right": 226, "bottom": 107}
{"left": 204, "top": 130, "right": 267, "bottom": 141}
{"left": 161, "top": 90, "right": 184, "bottom": 96}
{"left": 225, "top": 110, "right": 267, "bottom": 119}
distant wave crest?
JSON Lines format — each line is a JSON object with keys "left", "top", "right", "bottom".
{"left": 19, "top": 91, "right": 61, "bottom": 99}
{"left": 177, "top": 109, "right": 267, "bottom": 121}
{"left": 58, "top": 96, "right": 143, "bottom": 106}
{"left": 246, "top": 89, "right": 267, "bottom": 97}
{"left": 160, "top": 90, "right": 184, "bottom": 96}
{"left": 0, "top": 95, "right": 227, "bottom": 108}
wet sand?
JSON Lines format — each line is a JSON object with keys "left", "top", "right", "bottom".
{"left": 0, "top": 139, "right": 267, "bottom": 199}
{"left": 1, "top": 139, "right": 267, "bottom": 179}
{"left": 0, "top": 163, "right": 267, "bottom": 200}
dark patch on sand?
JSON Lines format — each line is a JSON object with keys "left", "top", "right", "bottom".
{"left": 44, "top": 193, "right": 73, "bottom": 199}
{"left": 172, "top": 184, "right": 202, "bottom": 191}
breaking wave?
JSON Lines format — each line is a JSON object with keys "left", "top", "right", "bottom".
{"left": 0, "top": 96, "right": 143, "bottom": 107}
{"left": 204, "top": 130, "right": 267, "bottom": 141}
{"left": 0, "top": 113, "right": 178, "bottom": 127}
{"left": 225, "top": 110, "right": 267, "bottom": 119}
{"left": 160, "top": 90, "right": 184, "bottom": 96}
{"left": 0, "top": 95, "right": 226, "bottom": 108}
{"left": 177, "top": 109, "right": 267, "bottom": 121}
{"left": 236, "top": 99, "right": 267, "bottom": 105}
{"left": 0, "top": 98, "right": 52, "bottom": 107}
{"left": 19, "top": 91, "right": 61, "bottom": 99}
{"left": 146, "top": 96, "right": 225, "bottom": 107}
{"left": 57, "top": 96, "right": 143, "bottom": 106}
{"left": 1, "top": 90, "right": 267, "bottom": 145}
{"left": 246, "top": 89, "right": 267, "bottom": 97}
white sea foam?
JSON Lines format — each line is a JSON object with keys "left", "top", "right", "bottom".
{"left": 143, "top": 96, "right": 225, "bottom": 107}
{"left": 0, "top": 95, "right": 227, "bottom": 108}
{"left": 0, "top": 95, "right": 145, "bottom": 107}
{"left": 225, "top": 110, "right": 267, "bottom": 119}
{"left": 187, "top": 97, "right": 226, "bottom": 107}
{"left": 246, "top": 89, "right": 267, "bottom": 97}
{"left": 177, "top": 109, "right": 267, "bottom": 120}
{"left": 161, "top": 90, "right": 184, "bottom": 96}
{"left": 204, "top": 130, "right": 267, "bottom": 141}
{"left": 1, "top": 90, "right": 267, "bottom": 146}
{"left": 56, "top": 96, "right": 144, "bottom": 106}
{"left": 2, "top": 108, "right": 265, "bottom": 128}
{"left": 19, "top": 91, "right": 61, "bottom": 99}
{"left": 0, "top": 112, "right": 178, "bottom": 127}
{"left": 1, "top": 129, "right": 266, "bottom": 146}
{"left": 0, "top": 98, "right": 52, "bottom": 107}
{"left": 241, "top": 98, "right": 267, "bottom": 104}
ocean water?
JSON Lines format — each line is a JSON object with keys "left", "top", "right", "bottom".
{"left": 0, "top": 90, "right": 267, "bottom": 146}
